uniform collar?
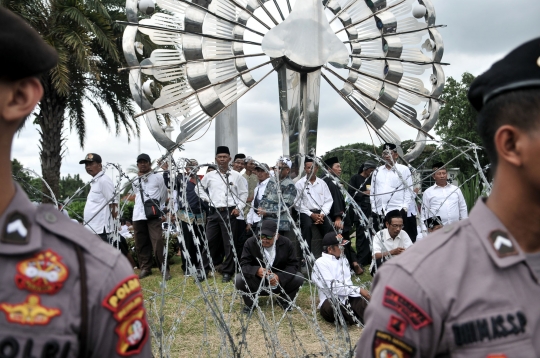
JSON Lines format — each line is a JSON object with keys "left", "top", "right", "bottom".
{"left": 469, "top": 198, "right": 525, "bottom": 268}
{"left": 0, "top": 182, "right": 42, "bottom": 255}
{"left": 382, "top": 228, "right": 401, "bottom": 241}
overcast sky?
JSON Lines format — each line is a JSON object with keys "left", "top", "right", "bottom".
{"left": 12, "top": 0, "right": 540, "bottom": 185}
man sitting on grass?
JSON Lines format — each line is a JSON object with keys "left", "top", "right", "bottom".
{"left": 312, "top": 232, "right": 371, "bottom": 325}
{"left": 235, "top": 221, "right": 303, "bottom": 314}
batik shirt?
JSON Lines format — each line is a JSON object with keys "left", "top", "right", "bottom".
{"left": 259, "top": 176, "right": 297, "bottom": 232}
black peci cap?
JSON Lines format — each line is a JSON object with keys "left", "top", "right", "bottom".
{"left": 382, "top": 142, "right": 397, "bottom": 151}
{"left": 234, "top": 153, "right": 246, "bottom": 161}
{"left": 0, "top": 8, "right": 58, "bottom": 80}
{"left": 79, "top": 153, "right": 102, "bottom": 164}
{"left": 468, "top": 37, "right": 540, "bottom": 112}
{"left": 216, "top": 146, "right": 230, "bottom": 155}
{"left": 425, "top": 216, "right": 443, "bottom": 229}
{"left": 324, "top": 157, "right": 339, "bottom": 168}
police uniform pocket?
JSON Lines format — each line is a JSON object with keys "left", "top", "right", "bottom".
{"left": 0, "top": 331, "right": 77, "bottom": 357}
{"left": 450, "top": 336, "right": 536, "bottom": 358}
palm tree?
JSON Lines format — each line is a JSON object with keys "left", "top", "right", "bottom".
{"left": 2, "top": 0, "right": 139, "bottom": 202}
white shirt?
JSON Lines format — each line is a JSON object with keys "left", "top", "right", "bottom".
{"left": 196, "top": 170, "right": 248, "bottom": 211}
{"left": 312, "top": 253, "right": 361, "bottom": 308}
{"left": 236, "top": 176, "right": 249, "bottom": 221}
{"left": 119, "top": 225, "right": 133, "bottom": 239}
{"left": 84, "top": 172, "right": 116, "bottom": 234}
{"left": 294, "top": 176, "right": 333, "bottom": 216}
{"left": 370, "top": 228, "right": 413, "bottom": 272}
{"left": 132, "top": 172, "right": 168, "bottom": 221}
{"left": 370, "top": 163, "right": 413, "bottom": 215}
{"left": 421, "top": 183, "right": 468, "bottom": 225}
{"left": 246, "top": 178, "right": 270, "bottom": 225}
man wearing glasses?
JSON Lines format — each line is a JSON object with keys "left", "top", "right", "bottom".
{"left": 369, "top": 210, "right": 413, "bottom": 276}
{"left": 235, "top": 221, "right": 303, "bottom": 314}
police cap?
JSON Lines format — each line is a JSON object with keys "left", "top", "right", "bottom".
{"left": 468, "top": 37, "right": 540, "bottom": 112}
{"left": 0, "top": 8, "right": 58, "bottom": 80}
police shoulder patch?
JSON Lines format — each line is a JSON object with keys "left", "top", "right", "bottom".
{"left": 373, "top": 330, "right": 416, "bottom": 358}
{"left": 103, "top": 275, "right": 142, "bottom": 313}
{"left": 383, "top": 286, "right": 432, "bottom": 330}
{"left": 15, "top": 249, "right": 69, "bottom": 294}
{"left": 387, "top": 315, "right": 408, "bottom": 337}
{"left": 115, "top": 308, "right": 149, "bottom": 356}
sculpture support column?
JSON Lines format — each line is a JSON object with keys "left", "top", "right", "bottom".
{"left": 215, "top": 101, "right": 238, "bottom": 159}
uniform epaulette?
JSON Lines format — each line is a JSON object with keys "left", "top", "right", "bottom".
{"left": 35, "top": 204, "right": 121, "bottom": 269}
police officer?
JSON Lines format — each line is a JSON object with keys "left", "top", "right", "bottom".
{"left": 356, "top": 38, "right": 540, "bottom": 357}
{"left": 0, "top": 8, "right": 151, "bottom": 357}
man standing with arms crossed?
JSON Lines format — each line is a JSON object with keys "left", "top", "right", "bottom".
{"left": 356, "top": 38, "right": 540, "bottom": 357}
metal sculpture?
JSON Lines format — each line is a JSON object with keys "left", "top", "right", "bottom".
{"left": 122, "top": 0, "right": 445, "bottom": 174}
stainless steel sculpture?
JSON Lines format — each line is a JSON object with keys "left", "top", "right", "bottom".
{"left": 122, "top": 0, "right": 445, "bottom": 170}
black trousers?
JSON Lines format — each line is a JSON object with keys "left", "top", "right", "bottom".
{"left": 299, "top": 213, "right": 333, "bottom": 255}
{"left": 179, "top": 220, "right": 205, "bottom": 274}
{"left": 133, "top": 219, "right": 168, "bottom": 272}
{"left": 235, "top": 219, "right": 247, "bottom": 267}
{"left": 235, "top": 273, "right": 304, "bottom": 308}
{"left": 320, "top": 296, "right": 368, "bottom": 325}
{"left": 341, "top": 231, "right": 357, "bottom": 268}
{"left": 203, "top": 209, "right": 237, "bottom": 275}
{"left": 373, "top": 210, "right": 417, "bottom": 243}
{"left": 354, "top": 221, "right": 372, "bottom": 267}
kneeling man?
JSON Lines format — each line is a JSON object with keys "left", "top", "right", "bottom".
{"left": 235, "top": 221, "right": 303, "bottom": 313}
{"left": 313, "top": 233, "right": 371, "bottom": 325}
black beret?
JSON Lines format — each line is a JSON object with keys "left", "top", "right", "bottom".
{"left": 468, "top": 37, "right": 540, "bottom": 111}
{"left": 432, "top": 162, "right": 445, "bottom": 170}
{"left": 216, "top": 146, "right": 230, "bottom": 155}
{"left": 382, "top": 142, "right": 397, "bottom": 151}
{"left": 324, "top": 156, "right": 339, "bottom": 168}
{"left": 234, "top": 153, "right": 246, "bottom": 161}
{"left": 0, "top": 8, "right": 58, "bottom": 80}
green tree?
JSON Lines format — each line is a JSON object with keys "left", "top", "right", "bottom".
{"left": 59, "top": 174, "right": 89, "bottom": 200}
{"left": 434, "top": 72, "right": 488, "bottom": 177}
{"left": 2, "top": 0, "right": 139, "bottom": 203}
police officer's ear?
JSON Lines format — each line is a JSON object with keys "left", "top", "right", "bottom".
{"left": 493, "top": 124, "right": 530, "bottom": 169}
{"left": 0, "top": 77, "right": 43, "bottom": 125}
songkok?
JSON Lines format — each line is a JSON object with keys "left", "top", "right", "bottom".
{"left": 425, "top": 216, "right": 443, "bottom": 229}
{"left": 137, "top": 153, "right": 151, "bottom": 163}
{"left": 79, "top": 153, "right": 102, "bottom": 164}
{"left": 382, "top": 142, "right": 397, "bottom": 151}
{"left": 216, "top": 146, "right": 230, "bottom": 155}
{"left": 304, "top": 157, "right": 314, "bottom": 163}
{"left": 0, "top": 8, "right": 58, "bottom": 80}
{"left": 324, "top": 157, "right": 339, "bottom": 168}
{"left": 468, "top": 37, "right": 540, "bottom": 111}
{"left": 432, "top": 162, "right": 445, "bottom": 170}
{"left": 322, "top": 232, "right": 349, "bottom": 247}
{"left": 234, "top": 153, "right": 246, "bottom": 161}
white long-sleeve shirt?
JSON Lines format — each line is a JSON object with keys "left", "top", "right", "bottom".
{"left": 84, "top": 171, "right": 116, "bottom": 234}
{"left": 132, "top": 172, "right": 168, "bottom": 222}
{"left": 294, "top": 176, "right": 333, "bottom": 216}
{"left": 196, "top": 170, "right": 248, "bottom": 211}
{"left": 370, "top": 163, "right": 413, "bottom": 215}
{"left": 312, "top": 253, "right": 361, "bottom": 308}
{"left": 370, "top": 228, "right": 413, "bottom": 272}
{"left": 421, "top": 183, "right": 468, "bottom": 225}
{"left": 246, "top": 178, "right": 270, "bottom": 225}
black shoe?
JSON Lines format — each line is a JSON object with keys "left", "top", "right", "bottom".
{"left": 164, "top": 271, "right": 172, "bottom": 281}
{"left": 196, "top": 270, "right": 207, "bottom": 282}
{"left": 138, "top": 270, "right": 152, "bottom": 279}
{"left": 222, "top": 273, "right": 232, "bottom": 283}
{"left": 242, "top": 305, "right": 253, "bottom": 314}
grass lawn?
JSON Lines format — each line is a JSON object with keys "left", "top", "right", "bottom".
{"left": 139, "top": 241, "right": 372, "bottom": 357}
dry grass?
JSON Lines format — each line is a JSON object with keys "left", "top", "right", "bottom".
{"left": 139, "top": 252, "right": 372, "bottom": 357}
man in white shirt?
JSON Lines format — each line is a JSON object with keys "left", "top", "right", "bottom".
{"left": 294, "top": 158, "right": 333, "bottom": 257}
{"left": 421, "top": 162, "right": 468, "bottom": 226}
{"left": 196, "top": 146, "right": 248, "bottom": 283}
{"left": 232, "top": 153, "right": 250, "bottom": 267}
{"left": 246, "top": 163, "right": 271, "bottom": 235}
{"left": 312, "top": 232, "right": 371, "bottom": 324}
{"left": 370, "top": 142, "right": 417, "bottom": 241}
{"left": 132, "top": 153, "right": 169, "bottom": 280}
{"left": 80, "top": 153, "right": 117, "bottom": 241}
{"left": 370, "top": 210, "right": 413, "bottom": 275}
